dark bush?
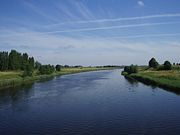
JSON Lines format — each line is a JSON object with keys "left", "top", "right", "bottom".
{"left": 55, "top": 65, "right": 61, "bottom": 71}
{"left": 124, "top": 65, "right": 138, "bottom": 74}
{"left": 149, "top": 58, "right": 159, "bottom": 68}
{"left": 163, "top": 61, "right": 172, "bottom": 70}
{"left": 22, "top": 64, "right": 33, "bottom": 77}
{"left": 39, "top": 65, "right": 55, "bottom": 75}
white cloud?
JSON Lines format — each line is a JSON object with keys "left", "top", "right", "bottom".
{"left": 45, "top": 13, "right": 180, "bottom": 29}
{"left": 0, "top": 30, "right": 180, "bottom": 65}
{"left": 137, "top": 1, "right": 145, "bottom": 7}
{"left": 45, "top": 21, "right": 180, "bottom": 33}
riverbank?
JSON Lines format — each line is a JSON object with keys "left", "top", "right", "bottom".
{"left": 122, "top": 67, "right": 180, "bottom": 90}
{"left": 0, "top": 67, "right": 116, "bottom": 90}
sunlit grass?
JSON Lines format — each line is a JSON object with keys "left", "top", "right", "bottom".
{"left": 130, "top": 66, "right": 180, "bottom": 89}
{"left": 0, "top": 67, "right": 111, "bottom": 90}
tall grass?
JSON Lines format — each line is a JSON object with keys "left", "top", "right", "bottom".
{"left": 128, "top": 68, "right": 180, "bottom": 90}
{"left": 0, "top": 67, "right": 113, "bottom": 90}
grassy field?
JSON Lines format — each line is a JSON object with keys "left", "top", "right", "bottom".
{"left": 0, "top": 67, "right": 114, "bottom": 90}
{"left": 127, "top": 66, "right": 180, "bottom": 90}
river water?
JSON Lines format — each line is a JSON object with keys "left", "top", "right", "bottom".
{"left": 0, "top": 69, "right": 180, "bottom": 135}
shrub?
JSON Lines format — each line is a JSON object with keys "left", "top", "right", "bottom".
{"left": 123, "top": 65, "right": 138, "bottom": 74}
{"left": 39, "top": 65, "right": 55, "bottom": 75}
{"left": 55, "top": 65, "right": 61, "bottom": 71}
{"left": 163, "top": 61, "right": 172, "bottom": 70}
{"left": 22, "top": 64, "right": 33, "bottom": 77}
{"left": 149, "top": 58, "right": 159, "bottom": 68}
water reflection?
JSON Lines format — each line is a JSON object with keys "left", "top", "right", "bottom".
{"left": 124, "top": 76, "right": 180, "bottom": 95}
{"left": 0, "top": 70, "right": 180, "bottom": 135}
{"left": 0, "top": 85, "right": 33, "bottom": 107}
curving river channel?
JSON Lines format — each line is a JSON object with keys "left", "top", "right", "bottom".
{"left": 0, "top": 69, "right": 180, "bottom": 135}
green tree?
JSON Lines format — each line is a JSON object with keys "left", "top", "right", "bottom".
{"left": 22, "top": 64, "right": 33, "bottom": 77}
{"left": 8, "top": 50, "right": 22, "bottom": 70}
{"left": 149, "top": 58, "right": 159, "bottom": 68}
{"left": 35, "top": 61, "right": 41, "bottom": 69}
{"left": 124, "top": 65, "right": 138, "bottom": 74}
{"left": 163, "top": 61, "right": 172, "bottom": 70}
{"left": 21, "top": 53, "right": 28, "bottom": 70}
{"left": 29, "top": 57, "right": 35, "bottom": 69}
{"left": 0, "top": 51, "right": 9, "bottom": 71}
{"left": 39, "top": 65, "right": 55, "bottom": 75}
{"left": 55, "top": 64, "right": 61, "bottom": 71}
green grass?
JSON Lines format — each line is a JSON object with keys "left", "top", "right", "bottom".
{"left": 59, "top": 67, "right": 109, "bottom": 75}
{"left": 126, "top": 66, "right": 180, "bottom": 90}
{"left": 0, "top": 67, "right": 113, "bottom": 90}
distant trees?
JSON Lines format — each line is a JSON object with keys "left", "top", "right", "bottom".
{"left": 163, "top": 61, "right": 172, "bottom": 70}
{"left": 21, "top": 53, "right": 28, "bottom": 70}
{"left": 0, "top": 50, "right": 67, "bottom": 77}
{"left": 0, "top": 51, "right": 9, "bottom": 71}
{"left": 148, "top": 58, "right": 173, "bottom": 70}
{"left": 9, "top": 50, "right": 22, "bottom": 70}
{"left": 149, "top": 58, "right": 159, "bottom": 68}
{"left": 22, "top": 64, "right": 33, "bottom": 77}
{"left": 124, "top": 65, "right": 138, "bottom": 74}
{"left": 29, "top": 57, "right": 35, "bottom": 70}
{"left": 0, "top": 50, "right": 35, "bottom": 77}
{"left": 55, "top": 64, "right": 61, "bottom": 71}
{"left": 64, "top": 65, "right": 70, "bottom": 68}
{"left": 35, "top": 61, "right": 41, "bottom": 69}
{"left": 39, "top": 65, "right": 55, "bottom": 75}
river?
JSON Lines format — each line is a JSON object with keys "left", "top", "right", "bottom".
{"left": 0, "top": 69, "right": 180, "bottom": 135}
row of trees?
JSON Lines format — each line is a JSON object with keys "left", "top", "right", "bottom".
{"left": 123, "top": 58, "right": 174, "bottom": 75}
{"left": 0, "top": 50, "right": 35, "bottom": 71}
{"left": 0, "top": 50, "right": 62, "bottom": 77}
{"left": 173, "top": 63, "right": 180, "bottom": 66}
{"left": 148, "top": 58, "right": 172, "bottom": 70}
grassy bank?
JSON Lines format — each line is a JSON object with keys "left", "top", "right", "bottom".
{"left": 0, "top": 67, "right": 115, "bottom": 90}
{"left": 123, "top": 66, "right": 180, "bottom": 90}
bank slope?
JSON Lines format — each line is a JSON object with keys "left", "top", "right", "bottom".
{"left": 123, "top": 69, "right": 180, "bottom": 91}
{"left": 0, "top": 67, "right": 113, "bottom": 90}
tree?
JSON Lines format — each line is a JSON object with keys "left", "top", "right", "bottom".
{"left": 29, "top": 57, "right": 35, "bottom": 69}
{"left": 35, "top": 61, "right": 41, "bottom": 69}
{"left": 39, "top": 65, "right": 55, "bottom": 75}
{"left": 21, "top": 53, "right": 28, "bottom": 70}
{"left": 8, "top": 50, "right": 22, "bottom": 70}
{"left": 164, "top": 61, "right": 172, "bottom": 70}
{"left": 55, "top": 64, "right": 61, "bottom": 71}
{"left": 124, "top": 65, "right": 138, "bottom": 74}
{"left": 64, "top": 65, "right": 70, "bottom": 68}
{"left": 0, "top": 51, "right": 9, "bottom": 71}
{"left": 22, "top": 64, "right": 33, "bottom": 77}
{"left": 149, "top": 58, "right": 159, "bottom": 68}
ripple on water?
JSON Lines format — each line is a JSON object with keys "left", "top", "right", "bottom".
{"left": 0, "top": 70, "right": 180, "bottom": 135}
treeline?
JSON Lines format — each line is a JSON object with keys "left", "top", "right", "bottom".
{"left": 0, "top": 50, "right": 60, "bottom": 76}
{"left": 148, "top": 58, "right": 172, "bottom": 70}
{"left": 123, "top": 58, "right": 176, "bottom": 75}
{"left": 123, "top": 65, "right": 138, "bottom": 74}
{"left": 0, "top": 50, "right": 34, "bottom": 71}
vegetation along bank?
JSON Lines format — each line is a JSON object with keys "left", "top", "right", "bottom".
{"left": 122, "top": 58, "right": 180, "bottom": 91}
{"left": 0, "top": 50, "right": 121, "bottom": 90}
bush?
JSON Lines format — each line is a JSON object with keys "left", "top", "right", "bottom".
{"left": 22, "top": 64, "right": 33, "bottom": 77}
{"left": 163, "top": 61, "right": 172, "bottom": 70}
{"left": 55, "top": 65, "right": 61, "bottom": 71}
{"left": 123, "top": 65, "right": 138, "bottom": 74}
{"left": 39, "top": 65, "right": 55, "bottom": 75}
{"left": 149, "top": 58, "right": 159, "bottom": 68}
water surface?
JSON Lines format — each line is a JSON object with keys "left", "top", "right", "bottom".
{"left": 0, "top": 70, "right": 180, "bottom": 135}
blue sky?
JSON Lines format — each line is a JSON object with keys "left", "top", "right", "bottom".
{"left": 0, "top": 0, "right": 180, "bottom": 65}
